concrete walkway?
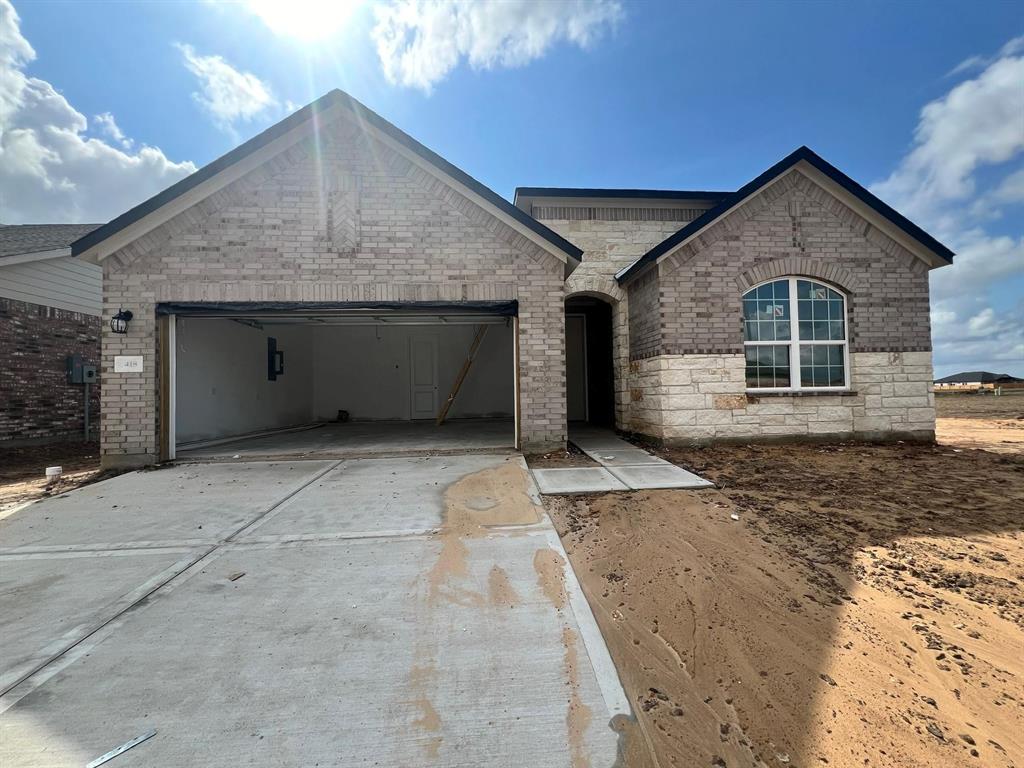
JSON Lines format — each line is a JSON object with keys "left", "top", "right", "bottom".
{"left": 0, "top": 454, "right": 629, "bottom": 767}
{"left": 531, "top": 427, "right": 713, "bottom": 494}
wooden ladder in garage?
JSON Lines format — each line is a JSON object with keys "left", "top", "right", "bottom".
{"left": 436, "top": 325, "right": 488, "bottom": 426}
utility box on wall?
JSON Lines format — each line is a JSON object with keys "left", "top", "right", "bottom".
{"left": 65, "top": 353, "right": 99, "bottom": 441}
{"left": 65, "top": 354, "right": 97, "bottom": 384}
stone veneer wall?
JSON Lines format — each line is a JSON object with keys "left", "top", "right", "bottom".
{"left": 623, "top": 351, "right": 935, "bottom": 443}
{"left": 101, "top": 115, "right": 568, "bottom": 466}
{"left": 621, "top": 168, "right": 940, "bottom": 443}
{"left": 0, "top": 297, "right": 101, "bottom": 442}
{"left": 531, "top": 214, "right": 695, "bottom": 427}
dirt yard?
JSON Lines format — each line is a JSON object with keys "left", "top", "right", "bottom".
{"left": 548, "top": 436, "right": 1023, "bottom": 768}
{"left": 936, "top": 392, "right": 1024, "bottom": 453}
{"left": 0, "top": 441, "right": 104, "bottom": 515}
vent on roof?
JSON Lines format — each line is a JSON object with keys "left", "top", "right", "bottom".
{"left": 531, "top": 206, "right": 706, "bottom": 223}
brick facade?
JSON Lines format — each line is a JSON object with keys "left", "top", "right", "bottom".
{"left": 626, "top": 270, "right": 660, "bottom": 359}
{"left": 618, "top": 168, "right": 938, "bottom": 444}
{"left": 93, "top": 111, "right": 945, "bottom": 458}
{"left": 0, "top": 297, "right": 101, "bottom": 442}
{"left": 536, "top": 212, "right": 693, "bottom": 430}
{"left": 100, "top": 113, "right": 568, "bottom": 465}
{"left": 640, "top": 169, "right": 933, "bottom": 357}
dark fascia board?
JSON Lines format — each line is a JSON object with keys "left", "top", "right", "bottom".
{"left": 615, "top": 146, "right": 955, "bottom": 285}
{"left": 514, "top": 187, "right": 730, "bottom": 204}
{"left": 72, "top": 90, "right": 582, "bottom": 261}
{"left": 155, "top": 299, "right": 518, "bottom": 317}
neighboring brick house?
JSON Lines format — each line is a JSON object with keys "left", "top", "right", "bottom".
{"left": 69, "top": 90, "right": 952, "bottom": 468}
{"left": 1, "top": 224, "right": 102, "bottom": 443}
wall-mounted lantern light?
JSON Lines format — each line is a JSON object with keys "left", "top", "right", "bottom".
{"left": 110, "top": 308, "right": 133, "bottom": 335}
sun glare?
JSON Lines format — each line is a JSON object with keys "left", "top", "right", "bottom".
{"left": 245, "top": 0, "right": 361, "bottom": 42}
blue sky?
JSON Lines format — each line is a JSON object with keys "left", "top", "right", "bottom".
{"left": 1, "top": 0, "right": 1021, "bottom": 377}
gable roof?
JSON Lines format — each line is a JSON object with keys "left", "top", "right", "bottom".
{"left": 934, "top": 371, "right": 1023, "bottom": 384}
{"left": 615, "top": 146, "right": 955, "bottom": 284}
{"left": 71, "top": 90, "right": 582, "bottom": 263}
{"left": 1, "top": 223, "right": 100, "bottom": 261}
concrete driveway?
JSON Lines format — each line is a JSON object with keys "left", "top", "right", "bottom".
{"left": 0, "top": 454, "right": 630, "bottom": 767}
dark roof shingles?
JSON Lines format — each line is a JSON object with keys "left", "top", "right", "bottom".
{"left": 0, "top": 223, "right": 100, "bottom": 259}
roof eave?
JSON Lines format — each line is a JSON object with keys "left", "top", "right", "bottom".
{"left": 72, "top": 90, "right": 582, "bottom": 264}
{"left": 0, "top": 247, "right": 72, "bottom": 266}
{"left": 615, "top": 146, "right": 955, "bottom": 286}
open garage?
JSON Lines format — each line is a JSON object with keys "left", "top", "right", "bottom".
{"left": 162, "top": 302, "right": 518, "bottom": 459}
{"left": 72, "top": 90, "right": 580, "bottom": 467}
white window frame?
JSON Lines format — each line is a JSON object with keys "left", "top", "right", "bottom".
{"left": 743, "top": 276, "right": 851, "bottom": 393}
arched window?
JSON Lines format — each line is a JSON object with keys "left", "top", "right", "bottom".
{"left": 742, "top": 277, "right": 849, "bottom": 391}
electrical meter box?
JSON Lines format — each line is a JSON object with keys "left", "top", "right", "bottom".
{"left": 66, "top": 355, "right": 98, "bottom": 385}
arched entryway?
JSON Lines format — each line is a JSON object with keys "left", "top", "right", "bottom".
{"left": 565, "top": 295, "right": 615, "bottom": 427}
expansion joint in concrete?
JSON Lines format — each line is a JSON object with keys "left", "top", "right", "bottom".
{"left": 0, "top": 460, "right": 342, "bottom": 704}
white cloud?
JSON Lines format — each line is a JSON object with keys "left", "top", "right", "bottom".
{"left": 872, "top": 55, "right": 1024, "bottom": 226}
{"left": 947, "top": 34, "right": 1024, "bottom": 77}
{"left": 0, "top": 0, "right": 195, "bottom": 224}
{"left": 871, "top": 40, "right": 1024, "bottom": 378}
{"left": 176, "top": 43, "right": 276, "bottom": 131}
{"left": 991, "top": 166, "right": 1024, "bottom": 205}
{"left": 93, "top": 112, "right": 133, "bottom": 150}
{"left": 930, "top": 300, "right": 1024, "bottom": 374}
{"left": 372, "top": 0, "right": 622, "bottom": 91}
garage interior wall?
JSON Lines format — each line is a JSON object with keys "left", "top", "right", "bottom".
{"left": 175, "top": 318, "right": 514, "bottom": 443}
{"left": 311, "top": 323, "right": 513, "bottom": 422}
{"left": 175, "top": 319, "right": 314, "bottom": 443}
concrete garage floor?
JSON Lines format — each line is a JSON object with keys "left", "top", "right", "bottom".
{"left": 0, "top": 454, "right": 630, "bottom": 767}
{"left": 178, "top": 419, "right": 515, "bottom": 461}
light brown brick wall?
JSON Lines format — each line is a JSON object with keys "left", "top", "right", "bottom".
{"left": 636, "top": 169, "right": 933, "bottom": 357}
{"left": 101, "top": 116, "right": 568, "bottom": 463}
{"left": 537, "top": 216, "right": 689, "bottom": 285}
{"left": 533, "top": 214, "right": 686, "bottom": 428}
{"left": 617, "top": 168, "right": 938, "bottom": 443}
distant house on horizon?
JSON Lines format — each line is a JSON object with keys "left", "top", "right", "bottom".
{"left": 934, "top": 371, "right": 1024, "bottom": 390}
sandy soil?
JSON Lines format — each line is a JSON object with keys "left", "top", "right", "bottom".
{"left": 0, "top": 441, "right": 105, "bottom": 516}
{"left": 548, "top": 439, "right": 1024, "bottom": 768}
{"left": 527, "top": 441, "right": 599, "bottom": 468}
{"left": 936, "top": 394, "right": 1024, "bottom": 454}
{"left": 936, "top": 393, "right": 1024, "bottom": 419}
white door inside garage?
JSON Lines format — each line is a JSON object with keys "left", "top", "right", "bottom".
{"left": 163, "top": 305, "right": 518, "bottom": 459}
{"left": 409, "top": 335, "right": 440, "bottom": 419}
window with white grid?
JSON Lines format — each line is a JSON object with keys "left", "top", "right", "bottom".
{"left": 742, "top": 277, "right": 850, "bottom": 391}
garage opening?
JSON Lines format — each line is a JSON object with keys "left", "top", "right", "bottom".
{"left": 160, "top": 302, "right": 517, "bottom": 459}
{"left": 565, "top": 296, "right": 615, "bottom": 427}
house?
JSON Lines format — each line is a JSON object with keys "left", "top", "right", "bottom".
{"left": 1, "top": 224, "right": 102, "bottom": 443}
{"left": 934, "top": 371, "right": 1024, "bottom": 390}
{"left": 69, "top": 90, "right": 953, "bottom": 469}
